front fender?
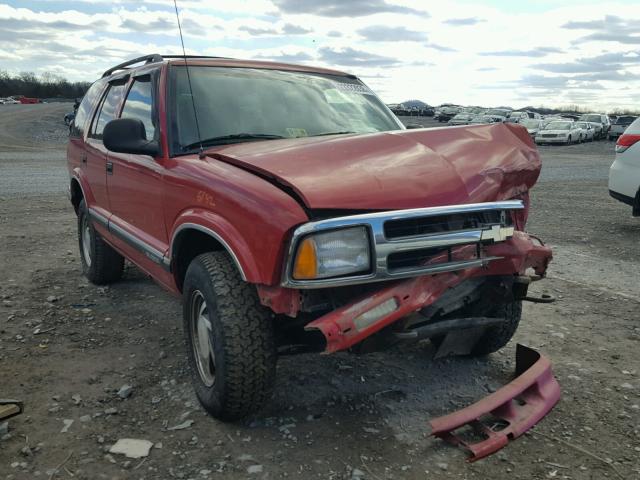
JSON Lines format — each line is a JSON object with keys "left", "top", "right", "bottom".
{"left": 168, "top": 208, "right": 262, "bottom": 283}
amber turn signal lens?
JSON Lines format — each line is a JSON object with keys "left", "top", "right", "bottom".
{"left": 293, "top": 237, "right": 318, "bottom": 279}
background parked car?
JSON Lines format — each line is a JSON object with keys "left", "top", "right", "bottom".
{"left": 435, "top": 105, "right": 461, "bottom": 122}
{"left": 535, "top": 120, "right": 582, "bottom": 145}
{"left": 485, "top": 108, "right": 511, "bottom": 122}
{"left": 608, "top": 115, "right": 637, "bottom": 141}
{"left": 520, "top": 118, "right": 544, "bottom": 137}
{"left": 578, "top": 113, "right": 611, "bottom": 139}
{"left": 506, "top": 111, "right": 529, "bottom": 123}
{"left": 469, "top": 115, "right": 498, "bottom": 124}
{"left": 575, "top": 121, "right": 595, "bottom": 142}
{"left": 609, "top": 117, "right": 640, "bottom": 216}
{"left": 448, "top": 113, "right": 475, "bottom": 125}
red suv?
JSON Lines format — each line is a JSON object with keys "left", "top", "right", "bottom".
{"left": 68, "top": 54, "right": 552, "bottom": 420}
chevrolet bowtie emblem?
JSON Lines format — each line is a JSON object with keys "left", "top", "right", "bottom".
{"left": 481, "top": 225, "right": 515, "bottom": 243}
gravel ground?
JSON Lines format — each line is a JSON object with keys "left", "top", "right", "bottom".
{"left": 1, "top": 107, "right": 639, "bottom": 480}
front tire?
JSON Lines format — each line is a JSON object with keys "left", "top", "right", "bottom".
{"left": 183, "top": 252, "right": 276, "bottom": 421}
{"left": 471, "top": 301, "right": 522, "bottom": 356}
{"left": 77, "top": 200, "right": 124, "bottom": 285}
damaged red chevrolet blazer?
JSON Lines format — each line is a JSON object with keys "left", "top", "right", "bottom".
{"left": 67, "top": 54, "right": 552, "bottom": 420}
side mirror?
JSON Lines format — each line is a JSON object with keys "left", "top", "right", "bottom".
{"left": 103, "top": 118, "right": 159, "bottom": 156}
{"left": 406, "top": 123, "right": 424, "bottom": 129}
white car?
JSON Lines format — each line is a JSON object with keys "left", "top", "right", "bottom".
{"left": 3, "top": 98, "right": 19, "bottom": 104}
{"left": 469, "top": 115, "right": 499, "bottom": 125}
{"left": 520, "top": 119, "right": 544, "bottom": 137}
{"left": 535, "top": 120, "right": 582, "bottom": 145}
{"left": 448, "top": 113, "right": 475, "bottom": 125}
{"left": 507, "top": 111, "right": 529, "bottom": 123}
{"left": 609, "top": 117, "right": 640, "bottom": 215}
{"left": 575, "top": 122, "right": 595, "bottom": 142}
{"left": 484, "top": 108, "right": 510, "bottom": 122}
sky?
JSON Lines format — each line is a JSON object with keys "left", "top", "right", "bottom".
{"left": 0, "top": 0, "right": 639, "bottom": 110}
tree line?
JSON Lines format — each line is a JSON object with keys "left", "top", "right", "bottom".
{"left": 0, "top": 71, "right": 91, "bottom": 100}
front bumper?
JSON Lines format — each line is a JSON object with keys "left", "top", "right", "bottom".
{"left": 535, "top": 137, "right": 567, "bottom": 144}
{"left": 429, "top": 344, "right": 561, "bottom": 461}
{"left": 305, "top": 231, "right": 552, "bottom": 353}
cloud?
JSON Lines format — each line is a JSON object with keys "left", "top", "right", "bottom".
{"left": 318, "top": 46, "right": 400, "bottom": 67}
{"left": 534, "top": 51, "right": 639, "bottom": 74}
{"left": 357, "top": 25, "right": 427, "bottom": 42}
{"left": 238, "top": 25, "right": 279, "bottom": 35}
{"left": 271, "top": 0, "right": 427, "bottom": 17}
{"left": 563, "top": 15, "right": 640, "bottom": 45}
{"left": 480, "top": 47, "right": 564, "bottom": 57}
{"left": 444, "top": 17, "right": 485, "bottom": 26}
{"left": 281, "top": 23, "right": 311, "bottom": 34}
{"left": 253, "top": 51, "right": 314, "bottom": 63}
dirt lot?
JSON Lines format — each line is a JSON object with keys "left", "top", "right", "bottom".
{"left": 1, "top": 106, "right": 639, "bottom": 480}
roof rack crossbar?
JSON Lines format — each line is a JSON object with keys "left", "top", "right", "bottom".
{"left": 161, "top": 55, "right": 226, "bottom": 60}
{"left": 102, "top": 54, "right": 164, "bottom": 78}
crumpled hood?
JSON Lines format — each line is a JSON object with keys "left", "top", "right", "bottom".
{"left": 205, "top": 123, "right": 541, "bottom": 211}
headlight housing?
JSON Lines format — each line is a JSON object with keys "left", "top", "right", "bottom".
{"left": 292, "top": 227, "right": 370, "bottom": 280}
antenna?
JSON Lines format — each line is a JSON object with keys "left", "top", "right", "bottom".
{"left": 173, "top": 0, "right": 204, "bottom": 159}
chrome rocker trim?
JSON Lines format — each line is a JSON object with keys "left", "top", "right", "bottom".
{"left": 282, "top": 200, "right": 524, "bottom": 289}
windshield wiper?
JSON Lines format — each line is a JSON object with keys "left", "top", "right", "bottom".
{"left": 183, "top": 133, "right": 286, "bottom": 151}
{"left": 312, "top": 131, "right": 357, "bottom": 137}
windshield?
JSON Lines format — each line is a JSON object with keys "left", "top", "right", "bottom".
{"left": 579, "top": 114, "right": 602, "bottom": 123}
{"left": 616, "top": 116, "right": 636, "bottom": 125}
{"left": 545, "top": 121, "right": 572, "bottom": 130}
{"left": 170, "top": 66, "right": 401, "bottom": 151}
{"left": 521, "top": 119, "right": 540, "bottom": 128}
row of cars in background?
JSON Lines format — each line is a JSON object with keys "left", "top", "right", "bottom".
{"left": 0, "top": 96, "right": 41, "bottom": 104}
{"left": 419, "top": 103, "right": 635, "bottom": 146}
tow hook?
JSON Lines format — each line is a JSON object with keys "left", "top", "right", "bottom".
{"left": 524, "top": 293, "right": 555, "bottom": 303}
{"left": 515, "top": 275, "right": 556, "bottom": 303}
{"left": 429, "top": 344, "right": 561, "bottom": 462}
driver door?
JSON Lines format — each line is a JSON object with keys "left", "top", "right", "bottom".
{"left": 106, "top": 73, "right": 168, "bottom": 268}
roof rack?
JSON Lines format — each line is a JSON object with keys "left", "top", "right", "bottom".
{"left": 102, "top": 54, "right": 163, "bottom": 78}
{"left": 102, "top": 54, "right": 227, "bottom": 78}
{"left": 161, "top": 55, "right": 225, "bottom": 60}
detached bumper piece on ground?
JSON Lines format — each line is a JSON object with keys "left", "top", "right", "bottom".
{"left": 429, "top": 344, "right": 561, "bottom": 462}
{"left": 0, "top": 399, "right": 23, "bottom": 421}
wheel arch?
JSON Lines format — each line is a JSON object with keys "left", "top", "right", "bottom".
{"left": 69, "top": 174, "right": 90, "bottom": 214}
{"left": 169, "top": 222, "right": 255, "bottom": 292}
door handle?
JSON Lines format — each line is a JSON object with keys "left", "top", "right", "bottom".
{"left": 106, "top": 162, "right": 113, "bottom": 174}
{"left": 81, "top": 154, "right": 87, "bottom": 164}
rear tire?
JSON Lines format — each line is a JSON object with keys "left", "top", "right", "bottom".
{"left": 183, "top": 252, "right": 276, "bottom": 421}
{"left": 78, "top": 200, "right": 124, "bottom": 285}
{"left": 471, "top": 301, "right": 522, "bottom": 356}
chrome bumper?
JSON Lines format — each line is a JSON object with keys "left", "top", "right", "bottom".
{"left": 282, "top": 200, "right": 524, "bottom": 289}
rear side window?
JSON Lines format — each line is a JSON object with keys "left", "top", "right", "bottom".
{"left": 90, "top": 83, "right": 126, "bottom": 139}
{"left": 121, "top": 77, "right": 156, "bottom": 140}
{"left": 70, "top": 81, "right": 104, "bottom": 138}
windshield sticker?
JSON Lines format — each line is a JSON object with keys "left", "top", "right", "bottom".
{"left": 333, "top": 83, "right": 374, "bottom": 95}
{"left": 286, "top": 128, "right": 308, "bottom": 138}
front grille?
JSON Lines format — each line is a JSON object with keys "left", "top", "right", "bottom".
{"left": 384, "top": 211, "right": 509, "bottom": 239}
{"left": 541, "top": 134, "right": 557, "bottom": 138}
{"left": 387, "top": 247, "right": 449, "bottom": 271}
{"left": 283, "top": 200, "right": 524, "bottom": 288}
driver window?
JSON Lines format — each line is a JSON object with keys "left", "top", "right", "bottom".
{"left": 121, "top": 77, "right": 156, "bottom": 140}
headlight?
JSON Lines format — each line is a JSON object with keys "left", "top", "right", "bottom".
{"left": 292, "top": 227, "right": 370, "bottom": 280}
